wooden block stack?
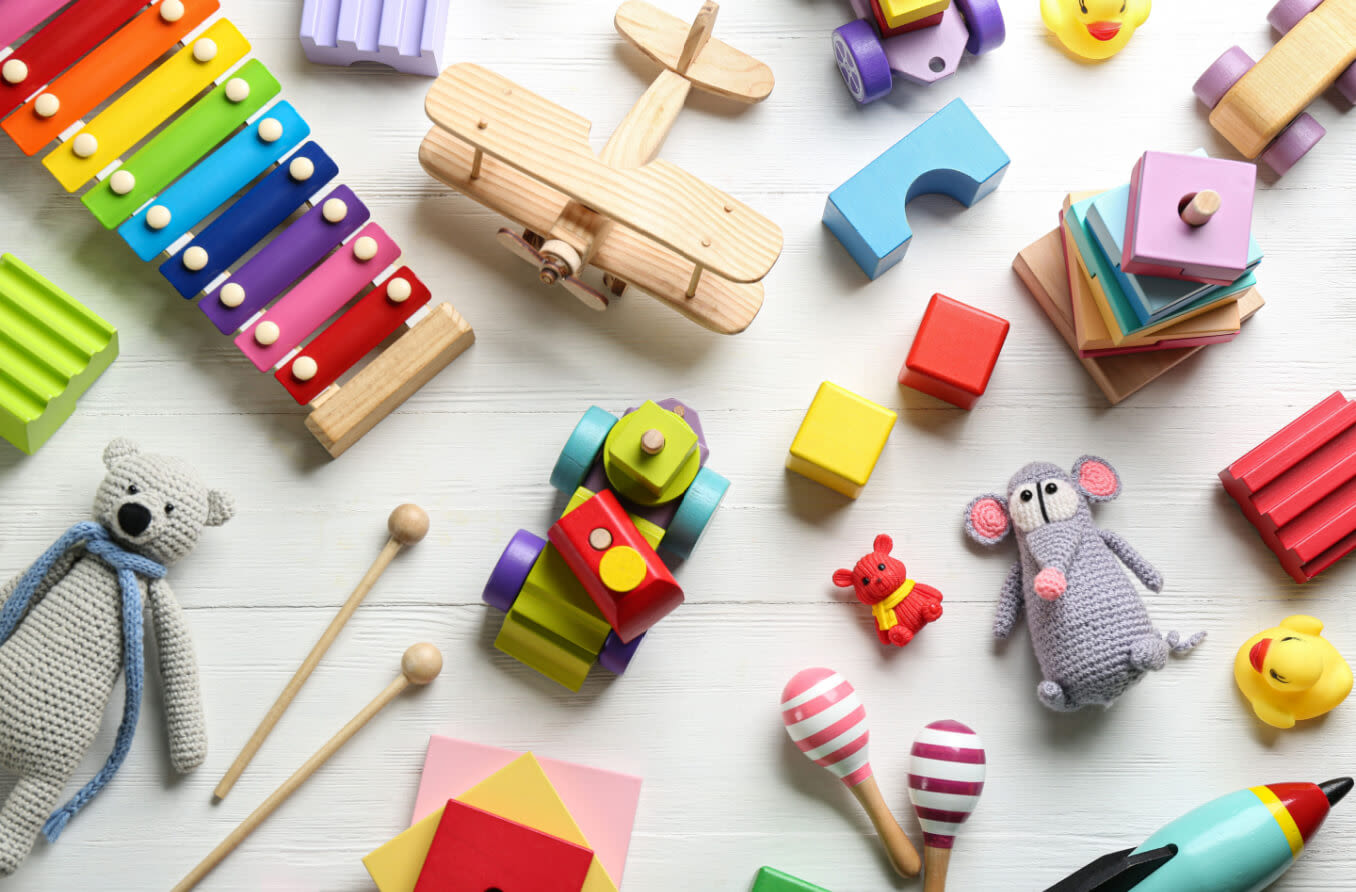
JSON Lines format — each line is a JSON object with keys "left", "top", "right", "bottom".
{"left": 0, "top": 0, "right": 474, "bottom": 457}
{"left": 1013, "top": 150, "right": 1266, "bottom": 405}
{"left": 1221, "top": 392, "right": 1356, "bottom": 584}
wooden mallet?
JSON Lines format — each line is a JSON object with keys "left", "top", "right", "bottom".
{"left": 173, "top": 643, "right": 443, "bottom": 892}
{"left": 213, "top": 504, "right": 429, "bottom": 800}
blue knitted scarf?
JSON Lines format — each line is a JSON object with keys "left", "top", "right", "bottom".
{"left": 0, "top": 520, "right": 166, "bottom": 841}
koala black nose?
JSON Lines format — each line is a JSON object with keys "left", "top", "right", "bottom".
{"left": 118, "top": 502, "right": 152, "bottom": 537}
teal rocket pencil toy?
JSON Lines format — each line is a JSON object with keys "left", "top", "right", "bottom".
{"left": 1048, "top": 777, "right": 1352, "bottom": 892}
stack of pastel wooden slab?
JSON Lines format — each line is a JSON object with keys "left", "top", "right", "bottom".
{"left": 363, "top": 737, "right": 643, "bottom": 891}
{"left": 1014, "top": 150, "right": 1266, "bottom": 404}
{"left": 0, "top": 0, "right": 473, "bottom": 457}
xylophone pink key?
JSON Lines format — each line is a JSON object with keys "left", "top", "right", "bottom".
{"left": 235, "top": 222, "right": 400, "bottom": 371}
{"left": 0, "top": 0, "right": 145, "bottom": 121}
{"left": 0, "top": 0, "right": 69, "bottom": 51}
{"left": 276, "top": 266, "right": 430, "bottom": 405}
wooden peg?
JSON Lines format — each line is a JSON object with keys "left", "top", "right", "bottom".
{"left": 173, "top": 644, "right": 443, "bottom": 892}
{"left": 213, "top": 504, "right": 429, "bottom": 800}
{"left": 641, "top": 428, "right": 666, "bottom": 454}
{"left": 1180, "top": 189, "right": 1221, "bottom": 226}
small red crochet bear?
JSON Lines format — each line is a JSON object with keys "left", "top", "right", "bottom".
{"left": 832, "top": 534, "right": 943, "bottom": 647}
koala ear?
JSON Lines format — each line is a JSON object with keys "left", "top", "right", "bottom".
{"left": 831, "top": 569, "right": 855, "bottom": 589}
{"left": 205, "top": 490, "right": 235, "bottom": 527}
{"left": 1072, "top": 455, "right": 1121, "bottom": 502}
{"left": 872, "top": 534, "right": 893, "bottom": 555}
{"left": 964, "top": 494, "right": 1011, "bottom": 546}
{"left": 103, "top": 438, "right": 140, "bottom": 469}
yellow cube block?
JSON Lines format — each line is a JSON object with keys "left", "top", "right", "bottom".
{"left": 786, "top": 382, "right": 896, "bottom": 499}
{"left": 878, "top": 0, "right": 950, "bottom": 30}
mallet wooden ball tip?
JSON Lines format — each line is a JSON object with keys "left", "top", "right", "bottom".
{"left": 401, "top": 642, "right": 443, "bottom": 685}
{"left": 388, "top": 503, "right": 430, "bottom": 545}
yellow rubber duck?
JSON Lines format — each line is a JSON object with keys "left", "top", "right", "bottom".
{"left": 1234, "top": 615, "right": 1352, "bottom": 729}
{"left": 1041, "top": 0, "right": 1151, "bottom": 62}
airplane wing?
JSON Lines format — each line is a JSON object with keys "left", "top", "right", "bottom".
{"left": 419, "top": 126, "right": 764, "bottom": 335}
{"left": 424, "top": 63, "right": 782, "bottom": 286}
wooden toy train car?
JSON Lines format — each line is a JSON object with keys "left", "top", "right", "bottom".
{"left": 483, "top": 399, "right": 729, "bottom": 690}
{"left": 0, "top": 0, "right": 473, "bottom": 457}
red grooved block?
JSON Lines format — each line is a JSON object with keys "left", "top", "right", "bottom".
{"left": 548, "top": 489, "right": 684, "bottom": 643}
{"left": 0, "top": 0, "right": 147, "bottom": 120}
{"left": 1220, "top": 392, "right": 1356, "bottom": 583}
{"left": 275, "top": 267, "right": 431, "bottom": 405}
{"left": 898, "top": 293, "right": 1009, "bottom": 410}
{"left": 869, "top": 0, "right": 945, "bottom": 36}
{"left": 413, "top": 799, "right": 594, "bottom": 892}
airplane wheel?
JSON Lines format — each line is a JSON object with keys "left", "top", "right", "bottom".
{"left": 1193, "top": 47, "right": 1255, "bottom": 109}
{"left": 954, "top": 0, "right": 1006, "bottom": 55}
{"left": 1336, "top": 61, "right": 1356, "bottom": 104}
{"left": 484, "top": 530, "right": 546, "bottom": 612}
{"left": 662, "top": 466, "right": 730, "bottom": 561}
{"left": 550, "top": 406, "right": 617, "bottom": 493}
{"left": 1267, "top": 0, "right": 1322, "bottom": 34}
{"left": 832, "top": 20, "right": 892, "bottom": 104}
{"left": 1260, "top": 113, "right": 1325, "bottom": 176}
{"left": 598, "top": 630, "right": 645, "bottom": 675}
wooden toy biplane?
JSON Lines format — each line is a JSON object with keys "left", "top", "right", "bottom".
{"left": 419, "top": 1, "right": 784, "bottom": 335}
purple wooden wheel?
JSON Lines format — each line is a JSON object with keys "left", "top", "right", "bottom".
{"left": 483, "top": 529, "right": 546, "bottom": 612}
{"left": 1268, "top": 0, "right": 1323, "bottom": 34}
{"left": 598, "top": 630, "right": 645, "bottom": 675}
{"left": 1336, "top": 60, "right": 1356, "bottom": 104}
{"left": 1193, "top": 47, "right": 1255, "bottom": 109}
{"left": 953, "top": 0, "right": 1005, "bottom": 55}
{"left": 832, "top": 19, "right": 892, "bottom": 104}
{"left": 1260, "top": 112, "right": 1325, "bottom": 175}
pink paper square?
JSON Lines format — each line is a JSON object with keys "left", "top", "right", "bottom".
{"left": 413, "top": 737, "right": 642, "bottom": 886}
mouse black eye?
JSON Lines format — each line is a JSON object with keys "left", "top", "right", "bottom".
{"left": 877, "top": 563, "right": 886, "bottom": 571}
{"left": 1045, "top": 482, "right": 1059, "bottom": 495}
{"left": 1270, "top": 670, "right": 1287, "bottom": 683}
{"left": 127, "top": 484, "right": 139, "bottom": 495}
{"left": 861, "top": 577, "right": 870, "bottom": 586}
{"left": 164, "top": 504, "right": 175, "bottom": 515}
{"left": 1020, "top": 489, "right": 1034, "bottom": 502}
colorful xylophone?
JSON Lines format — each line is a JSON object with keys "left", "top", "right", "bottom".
{"left": 0, "top": 0, "right": 474, "bottom": 458}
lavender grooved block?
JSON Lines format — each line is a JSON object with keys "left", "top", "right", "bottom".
{"left": 299, "top": 0, "right": 449, "bottom": 77}
{"left": 202, "top": 185, "right": 370, "bottom": 334}
{"left": 160, "top": 142, "right": 338, "bottom": 298}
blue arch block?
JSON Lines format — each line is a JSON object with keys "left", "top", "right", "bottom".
{"left": 823, "top": 99, "right": 1009, "bottom": 280}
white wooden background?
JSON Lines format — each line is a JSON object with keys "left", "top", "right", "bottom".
{"left": 2, "top": 0, "right": 1356, "bottom": 889}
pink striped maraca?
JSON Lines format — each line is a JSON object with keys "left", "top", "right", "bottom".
{"left": 780, "top": 668, "right": 921, "bottom": 878}
{"left": 907, "top": 719, "right": 986, "bottom": 892}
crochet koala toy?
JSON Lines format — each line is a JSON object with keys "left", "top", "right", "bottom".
{"left": 0, "top": 439, "right": 232, "bottom": 875}
{"left": 963, "top": 455, "right": 1204, "bottom": 712}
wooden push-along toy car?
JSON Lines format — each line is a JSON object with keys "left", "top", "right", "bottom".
{"left": 1193, "top": 0, "right": 1356, "bottom": 175}
{"left": 483, "top": 399, "right": 729, "bottom": 690}
{"left": 832, "top": 0, "right": 1005, "bottom": 104}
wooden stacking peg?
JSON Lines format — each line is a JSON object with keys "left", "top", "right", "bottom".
{"left": 173, "top": 644, "right": 442, "bottom": 892}
{"left": 1180, "top": 189, "right": 1221, "bottom": 227}
{"left": 213, "top": 504, "right": 429, "bottom": 800}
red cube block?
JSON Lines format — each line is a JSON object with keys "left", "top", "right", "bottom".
{"left": 898, "top": 293, "right": 1009, "bottom": 409}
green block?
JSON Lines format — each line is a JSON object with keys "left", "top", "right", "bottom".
{"left": 604, "top": 400, "right": 699, "bottom": 504}
{"left": 495, "top": 608, "right": 597, "bottom": 691}
{"left": 750, "top": 867, "right": 832, "bottom": 892}
{"left": 83, "top": 60, "right": 280, "bottom": 229}
{"left": 0, "top": 255, "right": 118, "bottom": 455}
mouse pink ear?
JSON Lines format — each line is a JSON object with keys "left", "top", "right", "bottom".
{"left": 1072, "top": 455, "right": 1121, "bottom": 502}
{"left": 964, "top": 495, "right": 1010, "bottom": 545}
{"left": 831, "top": 569, "right": 856, "bottom": 589}
{"left": 872, "top": 534, "right": 893, "bottom": 555}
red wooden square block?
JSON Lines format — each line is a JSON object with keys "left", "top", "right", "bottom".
{"left": 898, "top": 293, "right": 1009, "bottom": 409}
{"left": 414, "top": 799, "right": 595, "bottom": 892}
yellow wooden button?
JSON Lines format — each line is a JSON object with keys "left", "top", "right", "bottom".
{"left": 599, "top": 546, "right": 646, "bottom": 593}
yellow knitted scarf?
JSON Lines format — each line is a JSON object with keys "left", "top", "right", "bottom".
{"left": 870, "top": 579, "right": 914, "bottom": 631}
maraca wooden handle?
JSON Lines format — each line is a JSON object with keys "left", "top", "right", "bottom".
{"left": 850, "top": 776, "right": 921, "bottom": 878}
{"left": 924, "top": 845, "right": 952, "bottom": 892}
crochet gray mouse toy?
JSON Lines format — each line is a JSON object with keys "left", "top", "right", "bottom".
{"left": 963, "top": 455, "right": 1204, "bottom": 712}
{"left": 0, "top": 439, "right": 232, "bottom": 875}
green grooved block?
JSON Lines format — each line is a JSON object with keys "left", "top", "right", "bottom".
{"left": 495, "top": 544, "right": 612, "bottom": 690}
{"left": 751, "top": 867, "right": 833, "bottom": 892}
{"left": 83, "top": 60, "right": 281, "bottom": 229}
{"left": 0, "top": 254, "right": 118, "bottom": 454}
